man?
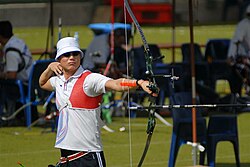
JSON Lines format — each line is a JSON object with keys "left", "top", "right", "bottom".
{"left": 82, "top": 28, "right": 131, "bottom": 77}
{"left": 39, "top": 37, "right": 157, "bottom": 167}
{"left": 82, "top": 33, "right": 109, "bottom": 71}
{"left": 227, "top": 5, "right": 250, "bottom": 95}
{"left": 0, "top": 20, "right": 34, "bottom": 124}
{"left": 228, "top": 4, "right": 250, "bottom": 59}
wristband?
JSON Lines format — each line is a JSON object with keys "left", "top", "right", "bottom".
{"left": 120, "top": 79, "right": 137, "bottom": 87}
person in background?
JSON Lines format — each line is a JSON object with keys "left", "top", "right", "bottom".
{"left": 0, "top": 20, "right": 37, "bottom": 126}
{"left": 82, "top": 32, "right": 109, "bottom": 71}
{"left": 228, "top": 4, "right": 250, "bottom": 60}
{"left": 39, "top": 37, "right": 157, "bottom": 167}
{"left": 82, "top": 28, "right": 131, "bottom": 78}
{"left": 226, "top": 5, "right": 250, "bottom": 95}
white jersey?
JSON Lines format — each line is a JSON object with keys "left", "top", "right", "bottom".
{"left": 3, "top": 36, "right": 33, "bottom": 84}
{"left": 228, "top": 18, "right": 250, "bottom": 59}
{"left": 50, "top": 66, "right": 111, "bottom": 152}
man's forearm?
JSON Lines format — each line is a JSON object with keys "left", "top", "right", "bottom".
{"left": 39, "top": 68, "right": 54, "bottom": 87}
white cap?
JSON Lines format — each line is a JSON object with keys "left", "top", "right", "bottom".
{"left": 55, "top": 37, "right": 83, "bottom": 60}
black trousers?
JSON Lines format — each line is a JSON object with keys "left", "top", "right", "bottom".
{"left": 58, "top": 150, "right": 106, "bottom": 167}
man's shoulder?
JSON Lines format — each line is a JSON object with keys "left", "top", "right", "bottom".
{"left": 238, "top": 18, "right": 250, "bottom": 26}
{"left": 6, "top": 36, "right": 28, "bottom": 50}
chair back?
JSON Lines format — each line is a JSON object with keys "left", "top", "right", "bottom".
{"left": 131, "top": 44, "right": 162, "bottom": 79}
{"left": 170, "top": 92, "right": 192, "bottom": 119}
{"left": 147, "top": 44, "right": 162, "bottom": 63}
{"left": 205, "top": 39, "right": 230, "bottom": 62}
{"left": 204, "top": 39, "right": 232, "bottom": 91}
{"left": 27, "top": 59, "right": 55, "bottom": 103}
{"left": 152, "top": 63, "right": 171, "bottom": 104}
{"left": 181, "top": 43, "right": 204, "bottom": 63}
{"left": 170, "top": 92, "right": 203, "bottom": 116}
{"left": 153, "top": 63, "right": 170, "bottom": 90}
{"left": 170, "top": 92, "right": 205, "bottom": 129}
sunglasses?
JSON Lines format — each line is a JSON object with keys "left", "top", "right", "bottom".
{"left": 62, "top": 51, "right": 80, "bottom": 57}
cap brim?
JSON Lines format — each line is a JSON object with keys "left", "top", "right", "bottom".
{"left": 55, "top": 47, "right": 83, "bottom": 60}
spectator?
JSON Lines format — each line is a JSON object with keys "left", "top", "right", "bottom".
{"left": 227, "top": 5, "right": 250, "bottom": 95}
{"left": 228, "top": 4, "right": 250, "bottom": 59}
{"left": 82, "top": 28, "right": 131, "bottom": 77}
{"left": 39, "top": 37, "right": 157, "bottom": 167}
{"left": 82, "top": 33, "right": 109, "bottom": 70}
{"left": 0, "top": 20, "right": 37, "bottom": 125}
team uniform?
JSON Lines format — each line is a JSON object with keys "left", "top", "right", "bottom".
{"left": 49, "top": 66, "right": 111, "bottom": 166}
{"left": 3, "top": 36, "right": 33, "bottom": 84}
{"left": 227, "top": 17, "right": 250, "bottom": 59}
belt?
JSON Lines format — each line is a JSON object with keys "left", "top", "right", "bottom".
{"left": 60, "top": 151, "right": 88, "bottom": 164}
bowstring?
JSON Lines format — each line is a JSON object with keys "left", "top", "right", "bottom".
{"left": 124, "top": 2, "right": 133, "bottom": 167}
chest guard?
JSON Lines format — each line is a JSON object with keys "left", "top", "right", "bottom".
{"left": 69, "top": 71, "right": 103, "bottom": 109}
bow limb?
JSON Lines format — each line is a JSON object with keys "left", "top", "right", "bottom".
{"left": 124, "top": 1, "right": 159, "bottom": 166}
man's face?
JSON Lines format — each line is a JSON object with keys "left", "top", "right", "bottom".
{"left": 58, "top": 51, "right": 81, "bottom": 73}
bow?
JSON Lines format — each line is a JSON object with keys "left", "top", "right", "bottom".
{"left": 124, "top": 1, "right": 159, "bottom": 166}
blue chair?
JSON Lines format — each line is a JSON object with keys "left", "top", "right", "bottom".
{"left": 168, "top": 92, "right": 207, "bottom": 167}
{"left": 25, "top": 59, "right": 55, "bottom": 127}
{"left": 14, "top": 80, "right": 26, "bottom": 104}
{"left": 207, "top": 114, "right": 240, "bottom": 167}
{"left": 204, "top": 39, "right": 232, "bottom": 91}
{"left": 204, "top": 38, "right": 230, "bottom": 62}
{"left": 181, "top": 43, "right": 204, "bottom": 63}
{"left": 180, "top": 43, "right": 211, "bottom": 87}
{"left": 152, "top": 63, "right": 185, "bottom": 104}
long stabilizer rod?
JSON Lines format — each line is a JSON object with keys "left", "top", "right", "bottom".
{"left": 129, "top": 103, "right": 250, "bottom": 110}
